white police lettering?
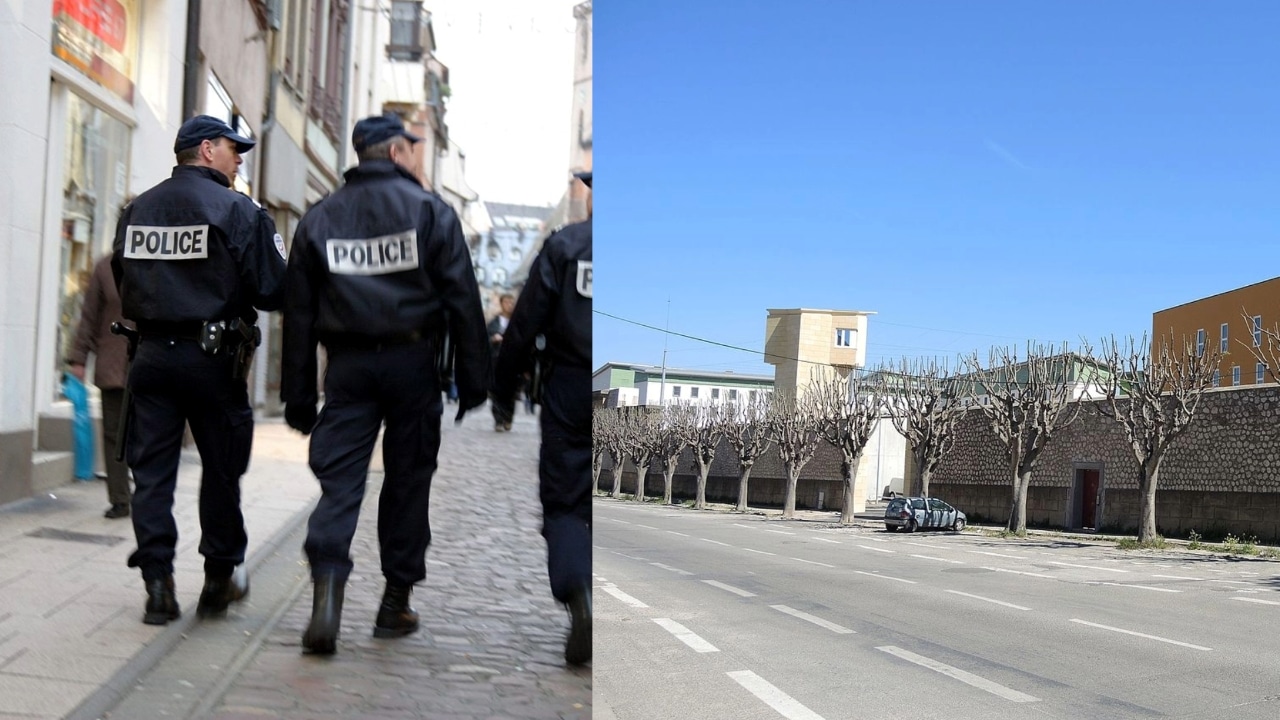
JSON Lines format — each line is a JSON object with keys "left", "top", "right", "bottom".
{"left": 326, "top": 230, "right": 418, "bottom": 275}
{"left": 123, "top": 224, "right": 210, "bottom": 260}
{"left": 576, "top": 260, "right": 592, "bottom": 298}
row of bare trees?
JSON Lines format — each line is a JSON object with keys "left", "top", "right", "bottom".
{"left": 596, "top": 319, "right": 1280, "bottom": 543}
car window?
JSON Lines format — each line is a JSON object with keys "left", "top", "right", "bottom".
{"left": 887, "top": 499, "right": 906, "bottom": 512}
{"left": 929, "top": 499, "right": 948, "bottom": 511}
{"left": 909, "top": 498, "right": 926, "bottom": 509}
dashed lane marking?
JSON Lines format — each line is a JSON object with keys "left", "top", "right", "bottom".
{"left": 876, "top": 646, "right": 1041, "bottom": 703}
{"left": 653, "top": 618, "right": 719, "bottom": 653}
{"left": 1069, "top": 619, "right": 1211, "bottom": 651}
{"left": 727, "top": 670, "right": 827, "bottom": 720}
{"left": 770, "top": 605, "right": 855, "bottom": 634}
{"left": 945, "top": 590, "right": 1031, "bottom": 611}
{"left": 703, "top": 580, "right": 756, "bottom": 597}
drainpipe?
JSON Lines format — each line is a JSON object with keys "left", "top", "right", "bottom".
{"left": 337, "top": 2, "right": 356, "bottom": 176}
{"left": 181, "top": 0, "right": 201, "bottom": 120}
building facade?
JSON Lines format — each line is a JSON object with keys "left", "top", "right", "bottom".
{"left": 592, "top": 362, "right": 775, "bottom": 409}
{"left": 1152, "top": 276, "right": 1280, "bottom": 389}
{"left": 764, "top": 308, "right": 874, "bottom": 398}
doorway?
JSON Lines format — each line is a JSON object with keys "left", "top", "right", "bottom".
{"left": 1071, "top": 467, "right": 1102, "bottom": 530}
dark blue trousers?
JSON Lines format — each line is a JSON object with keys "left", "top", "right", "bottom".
{"left": 539, "top": 366, "right": 591, "bottom": 603}
{"left": 304, "top": 341, "right": 441, "bottom": 586}
{"left": 126, "top": 338, "right": 252, "bottom": 581}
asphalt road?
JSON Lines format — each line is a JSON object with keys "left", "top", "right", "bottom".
{"left": 593, "top": 497, "right": 1280, "bottom": 720}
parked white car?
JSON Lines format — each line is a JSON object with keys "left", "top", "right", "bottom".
{"left": 884, "top": 496, "right": 966, "bottom": 533}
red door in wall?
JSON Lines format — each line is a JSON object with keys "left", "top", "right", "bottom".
{"left": 1081, "top": 470, "right": 1099, "bottom": 529}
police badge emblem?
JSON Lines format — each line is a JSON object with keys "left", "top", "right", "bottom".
{"left": 575, "top": 260, "right": 592, "bottom": 298}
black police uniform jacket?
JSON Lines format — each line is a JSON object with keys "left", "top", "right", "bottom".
{"left": 493, "top": 217, "right": 592, "bottom": 401}
{"left": 281, "top": 160, "right": 490, "bottom": 408}
{"left": 111, "top": 165, "right": 286, "bottom": 324}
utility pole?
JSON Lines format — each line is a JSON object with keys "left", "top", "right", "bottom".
{"left": 658, "top": 298, "right": 670, "bottom": 406}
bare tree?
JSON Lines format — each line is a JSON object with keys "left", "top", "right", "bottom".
{"left": 963, "top": 344, "right": 1082, "bottom": 536}
{"left": 767, "top": 391, "right": 824, "bottom": 519}
{"left": 811, "top": 369, "right": 882, "bottom": 525}
{"left": 622, "top": 408, "right": 660, "bottom": 502}
{"left": 653, "top": 403, "right": 694, "bottom": 505}
{"left": 593, "top": 408, "right": 628, "bottom": 499}
{"left": 723, "top": 393, "right": 773, "bottom": 512}
{"left": 879, "top": 358, "right": 967, "bottom": 499}
{"left": 1240, "top": 309, "right": 1280, "bottom": 384}
{"left": 678, "top": 402, "right": 728, "bottom": 510}
{"left": 1086, "top": 334, "right": 1218, "bottom": 544}
{"left": 591, "top": 410, "right": 607, "bottom": 494}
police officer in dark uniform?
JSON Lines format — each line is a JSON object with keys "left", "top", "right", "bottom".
{"left": 111, "top": 115, "right": 286, "bottom": 625}
{"left": 281, "top": 113, "right": 489, "bottom": 655}
{"left": 491, "top": 170, "right": 593, "bottom": 665}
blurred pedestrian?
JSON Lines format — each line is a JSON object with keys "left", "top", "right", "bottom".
{"left": 66, "top": 253, "right": 134, "bottom": 518}
{"left": 112, "top": 115, "right": 285, "bottom": 625}
{"left": 488, "top": 293, "right": 516, "bottom": 431}
{"left": 282, "top": 113, "right": 490, "bottom": 655}
{"left": 491, "top": 170, "right": 593, "bottom": 665}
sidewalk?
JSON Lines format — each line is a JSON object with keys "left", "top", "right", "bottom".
{"left": 0, "top": 418, "right": 319, "bottom": 720}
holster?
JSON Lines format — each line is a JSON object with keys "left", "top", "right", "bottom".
{"left": 109, "top": 322, "right": 140, "bottom": 464}
{"left": 227, "top": 319, "right": 262, "bottom": 381}
{"left": 528, "top": 334, "right": 551, "bottom": 405}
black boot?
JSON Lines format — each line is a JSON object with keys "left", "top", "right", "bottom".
{"left": 302, "top": 574, "right": 344, "bottom": 655}
{"left": 143, "top": 576, "right": 180, "bottom": 625}
{"left": 196, "top": 565, "right": 250, "bottom": 618}
{"left": 565, "top": 582, "right": 592, "bottom": 666}
{"left": 372, "top": 582, "right": 419, "bottom": 638}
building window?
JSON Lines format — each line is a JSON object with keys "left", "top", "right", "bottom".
{"left": 711, "top": 388, "right": 720, "bottom": 400}
{"left": 1258, "top": 362, "right": 1268, "bottom": 385}
{"left": 1212, "top": 369, "right": 1220, "bottom": 387}
{"left": 729, "top": 389, "right": 738, "bottom": 401}
{"left": 388, "top": 1, "right": 424, "bottom": 61}
{"left": 749, "top": 390, "right": 758, "bottom": 402}
{"left": 690, "top": 387, "right": 699, "bottom": 399}
{"left": 1254, "top": 316, "right": 1263, "bottom": 347}
{"left": 835, "top": 328, "right": 856, "bottom": 348}
{"left": 1232, "top": 366, "right": 1241, "bottom": 386}
{"left": 1196, "top": 328, "right": 1205, "bottom": 356}
{"left": 1221, "top": 323, "right": 1229, "bottom": 353}
{"left": 672, "top": 386, "right": 681, "bottom": 398}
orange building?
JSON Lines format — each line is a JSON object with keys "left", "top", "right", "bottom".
{"left": 1151, "top": 277, "right": 1280, "bottom": 388}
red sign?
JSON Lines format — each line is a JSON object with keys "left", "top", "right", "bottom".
{"left": 53, "top": 0, "right": 128, "bottom": 52}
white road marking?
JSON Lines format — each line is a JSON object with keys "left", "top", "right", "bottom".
{"left": 905, "top": 541, "right": 949, "bottom": 550}
{"left": 733, "top": 524, "right": 758, "bottom": 530}
{"left": 667, "top": 531, "right": 690, "bottom": 537}
{"left": 1231, "top": 597, "right": 1280, "bottom": 606}
{"left": 968, "top": 551, "right": 1027, "bottom": 560}
{"left": 764, "top": 529, "right": 797, "bottom": 535}
{"left": 1152, "top": 574, "right": 1201, "bottom": 581}
{"left": 1047, "top": 561, "right": 1128, "bottom": 574}
{"left": 862, "top": 537, "right": 888, "bottom": 543}
{"left": 743, "top": 547, "right": 777, "bottom": 556}
{"left": 809, "top": 536, "right": 842, "bottom": 544}
{"left": 653, "top": 618, "right": 719, "bottom": 653}
{"left": 1070, "top": 619, "right": 1211, "bottom": 651}
{"left": 635, "top": 524, "right": 658, "bottom": 530}
{"left": 857, "top": 545, "right": 896, "bottom": 554}
{"left": 791, "top": 557, "right": 836, "bottom": 568}
{"left": 603, "top": 518, "right": 632, "bottom": 524}
{"left": 1209, "top": 579, "right": 1252, "bottom": 585}
{"left": 910, "top": 554, "right": 965, "bottom": 564}
{"left": 727, "top": 670, "right": 827, "bottom": 720}
{"left": 876, "top": 646, "right": 1041, "bottom": 703}
{"left": 613, "top": 551, "right": 648, "bottom": 561}
{"left": 771, "top": 605, "right": 855, "bottom": 634}
{"left": 945, "top": 590, "right": 1031, "bottom": 611}
{"left": 701, "top": 538, "right": 732, "bottom": 547}
{"left": 650, "top": 562, "right": 693, "bottom": 576}
{"left": 600, "top": 585, "right": 649, "bottom": 608}
{"left": 1086, "top": 581, "right": 1181, "bottom": 593}
{"left": 984, "top": 567, "right": 1054, "bottom": 579}
{"left": 855, "top": 570, "right": 917, "bottom": 584}
{"left": 703, "top": 580, "right": 756, "bottom": 597}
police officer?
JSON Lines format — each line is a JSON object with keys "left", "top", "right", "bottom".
{"left": 111, "top": 115, "right": 286, "bottom": 625}
{"left": 491, "top": 170, "right": 593, "bottom": 665}
{"left": 281, "top": 113, "right": 489, "bottom": 655}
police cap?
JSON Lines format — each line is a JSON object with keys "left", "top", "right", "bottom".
{"left": 174, "top": 115, "right": 256, "bottom": 154}
{"left": 573, "top": 171, "right": 592, "bottom": 188}
{"left": 352, "top": 113, "right": 422, "bottom": 153}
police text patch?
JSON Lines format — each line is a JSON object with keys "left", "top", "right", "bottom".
{"left": 576, "top": 260, "right": 592, "bottom": 298}
{"left": 326, "top": 230, "right": 419, "bottom": 275}
{"left": 123, "top": 224, "right": 210, "bottom": 260}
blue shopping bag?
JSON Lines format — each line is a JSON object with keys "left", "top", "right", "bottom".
{"left": 63, "top": 372, "right": 96, "bottom": 480}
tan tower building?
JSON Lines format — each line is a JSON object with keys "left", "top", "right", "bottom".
{"left": 764, "top": 309, "right": 875, "bottom": 398}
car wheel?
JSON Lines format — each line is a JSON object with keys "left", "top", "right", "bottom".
{"left": 906, "top": 519, "right": 917, "bottom": 533}
{"left": 885, "top": 524, "right": 896, "bottom": 533}
{"left": 953, "top": 518, "right": 965, "bottom": 532}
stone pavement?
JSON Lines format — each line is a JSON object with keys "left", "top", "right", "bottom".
{"left": 0, "top": 404, "right": 590, "bottom": 719}
{"left": 105, "top": 405, "right": 589, "bottom": 719}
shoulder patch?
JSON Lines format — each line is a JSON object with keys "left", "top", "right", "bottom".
{"left": 274, "top": 233, "right": 286, "bottom": 259}
{"left": 575, "top": 260, "right": 592, "bottom": 298}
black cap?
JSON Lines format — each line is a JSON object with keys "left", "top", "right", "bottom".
{"left": 352, "top": 113, "right": 422, "bottom": 154}
{"left": 573, "top": 170, "right": 592, "bottom": 188}
{"left": 174, "top": 115, "right": 255, "bottom": 154}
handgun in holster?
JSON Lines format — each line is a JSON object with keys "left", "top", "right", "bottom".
{"left": 527, "top": 334, "right": 550, "bottom": 406}
{"left": 436, "top": 327, "right": 455, "bottom": 393}
{"left": 226, "top": 319, "right": 262, "bottom": 381}
{"left": 110, "top": 322, "right": 140, "bottom": 464}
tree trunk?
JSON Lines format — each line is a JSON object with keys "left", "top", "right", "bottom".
{"left": 695, "top": 458, "right": 711, "bottom": 510}
{"left": 783, "top": 462, "right": 799, "bottom": 519}
{"left": 840, "top": 456, "right": 857, "bottom": 525}
{"left": 592, "top": 451, "right": 603, "bottom": 495}
{"left": 634, "top": 460, "right": 646, "bottom": 502}
{"left": 1138, "top": 455, "right": 1163, "bottom": 543}
{"left": 918, "top": 465, "right": 932, "bottom": 500}
{"left": 735, "top": 464, "right": 754, "bottom": 512}
{"left": 610, "top": 453, "right": 623, "bottom": 499}
{"left": 1007, "top": 471, "right": 1029, "bottom": 536}
{"left": 663, "top": 458, "right": 676, "bottom": 505}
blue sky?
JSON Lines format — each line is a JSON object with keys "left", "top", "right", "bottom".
{"left": 594, "top": 1, "right": 1280, "bottom": 376}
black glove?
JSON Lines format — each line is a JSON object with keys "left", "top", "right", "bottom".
{"left": 285, "top": 402, "right": 318, "bottom": 435}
